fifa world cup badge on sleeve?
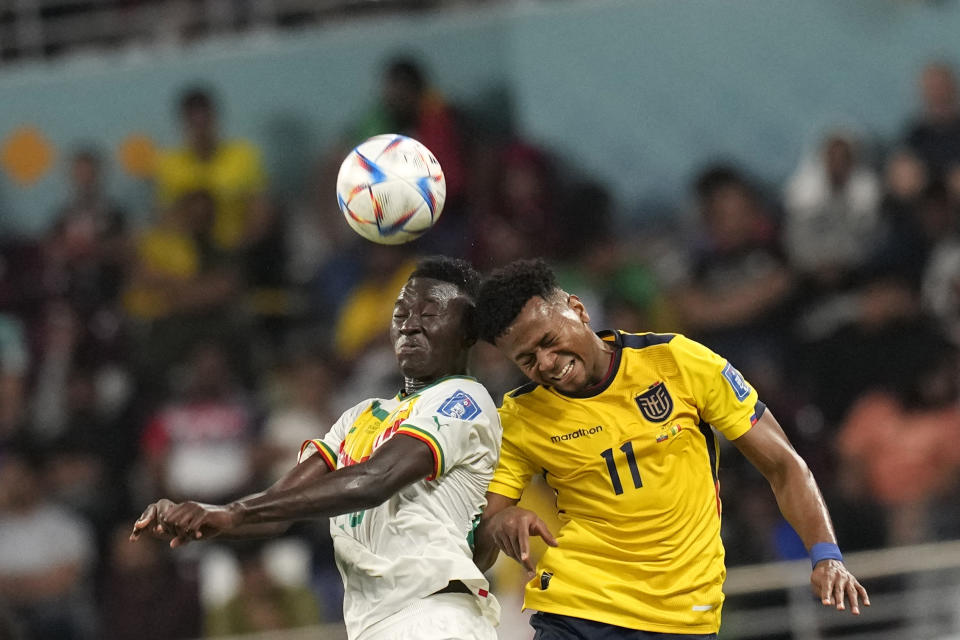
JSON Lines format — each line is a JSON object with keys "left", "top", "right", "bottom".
{"left": 722, "top": 362, "right": 751, "bottom": 401}
{"left": 438, "top": 390, "right": 482, "bottom": 420}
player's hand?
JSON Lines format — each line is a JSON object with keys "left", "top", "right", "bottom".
{"left": 811, "top": 559, "right": 870, "bottom": 615}
{"left": 130, "top": 498, "right": 178, "bottom": 542}
{"left": 157, "top": 501, "right": 242, "bottom": 548}
{"left": 487, "top": 506, "right": 558, "bottom": 578}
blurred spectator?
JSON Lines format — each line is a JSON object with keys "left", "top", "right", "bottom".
{"left": 354, "top": 57, "right": 466, "bottom": 203}
{"left": 285, "top": 157, "right": 366, "bottom": 330}
{"left": 904, "top": 61, "right": 960, "bottom": 181}
{"left": 154, "top": 86, "right": 271, "bottom": 254}
{"left": 552, "top": 182, "right": 672, "bottom": 334}
{"left": 921, "top": 179, "right": 960, "bottom": 342}
{"left": 0, "top": 450, "right": 97, "bottom": 640}
{"left": 100, "top": 524, "right": 200, "bottom": 640}
{"left": 124, "top": 190, "right": 244, "bottom": 384}
{"left": 205, "top": 544, "right": 320, "bottom": 636}
{"left": 139, "top": 341, "right": 257, "bottom": 503}
{"left": 256, "top": 348, "right": 341, "bottom": 484}
{"left": 0, "top": 315, "right": 29, "bottom": 445}
{"left": 0, "top": 238, "right": 46, "bottom": 327}
{"left": 286, "top": 158, "right": 356, "bottom": 288}
{"left": 40, "top": 361, "right": 130, "bottom": 549}
{"left": 43, "top": 147, "right": 129, "bottom": 321}
{"left": 870, "top": 148, "right": 930, "bottom": 287}
{"left": 349, "top": 57, "right": 468, "bottom": 253}
{"left": 671, "top": 165, "right": 794, "bottom": 387}
{"left": 332, "top": 247, "right": 415, "bottom": 361}
{"left": 837, "top": 344, "right": 960, "bottom": 545}
{"left": 468, "top": 141, "right": 559, "bottom": 269}
{"left": 784, "top": 131, "right": 882, "bottom": 281}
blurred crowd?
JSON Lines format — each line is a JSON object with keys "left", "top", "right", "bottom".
{"left": 3, "top": 55, "right": 960, "bottom": 639}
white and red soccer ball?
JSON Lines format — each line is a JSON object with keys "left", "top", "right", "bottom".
{"left": 336, "top": 134, "right": 446, "bottom": 245}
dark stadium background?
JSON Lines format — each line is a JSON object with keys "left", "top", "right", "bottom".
{"left": 1, "top": 1, "right": 959, "bottom": 638}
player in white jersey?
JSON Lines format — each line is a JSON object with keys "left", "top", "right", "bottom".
{"left": 131, "top": 257, "right": 501, "bottom": 640}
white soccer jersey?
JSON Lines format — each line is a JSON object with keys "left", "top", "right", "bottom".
{"left": 299, "top": 375, "right": 502, "bottom": 639}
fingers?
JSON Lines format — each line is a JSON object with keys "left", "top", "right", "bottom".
{"left": 819, "top": 572, "right": 836, "bottom": 607}
{"left": 845, "top": 580, "right": 860, "bottom": 615}
{"left": 130, "top": 503, "right": 157, "bottom": 540}
{"left": 833, "top": 577, "right": 846, "bottom": 611}
{"left": 498, "top": 528, "right": 524, "bottom": 567}
{"left": 518, "top": 525, "right": 532, "bottom": 572}
{"left": 531, "top": 519, "right": 558, "bottom": 547}
{"left": 815, "top": 565, "right": 870, "bottom": 616}
{"left": 170, "top": 534, "right": 193, "bottom": 549}
{"left": 163, "top": 502, "right": 201, "bottom": 540}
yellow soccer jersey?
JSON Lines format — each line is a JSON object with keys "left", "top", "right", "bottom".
{"left": 489, "top": 331, "right": 764, "bottom": 634}
{"left": 154, "top": 140, "right": 266, "bottom": 250}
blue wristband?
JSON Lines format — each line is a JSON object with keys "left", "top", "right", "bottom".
{"left": 810, "top": 542, "right": 843, "bottom": 568}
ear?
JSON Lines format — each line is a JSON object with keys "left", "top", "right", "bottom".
{"left": 567, "top": 295, "right": 591, "bottom": 325}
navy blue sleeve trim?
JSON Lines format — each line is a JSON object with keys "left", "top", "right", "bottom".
{"left": 509, "top": 381, "right": 540, "bottom": 398}
{"left": 620, "top": 332, "right": 676, "bottom": 350}
{"left": 750, "top": 400, "right": 767, "bottom": 425}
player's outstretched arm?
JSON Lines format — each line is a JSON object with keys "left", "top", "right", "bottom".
{"left": 130, "top": 452, "right": 333, "bottom": 547}
{"left": 152, "top": 434, "right": 435, "bottom": 544}
{"left": 732, "top": 410, "right": 870, "bottom": 615}
{"left": 474, "top": 492, "right": 557, "bottom": 576}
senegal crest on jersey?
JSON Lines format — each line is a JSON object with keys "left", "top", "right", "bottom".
{"left": 339, "top": 399, "right": 418, "bottom": 467}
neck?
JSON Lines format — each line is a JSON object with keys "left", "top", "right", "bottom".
{"left": 403, "top": 366, "right": 468, "bottom": 396}
{"left": 191, "top": 137, "right": 216, "bottom": 159}
{"left": 588, "top": 336, "right": 616, "bottom": 386}
{"left": 403, "top": 377, "right": 430, "bottom": 395}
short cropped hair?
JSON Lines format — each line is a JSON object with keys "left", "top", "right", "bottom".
{"left": 476, "top": 258, "right": 560, "bottom": 343}
{"left": 410, "top": 256, "right": 481, "bottom": 342}
{"left": 385, "top": 57, "right": 426, "bottom": 93}
{"left": 179, "top": 86, "right": 216, "bottom": 115}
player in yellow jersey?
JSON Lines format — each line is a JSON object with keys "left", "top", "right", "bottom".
{"left": 131, "top": 257, "right": 501, "bottom": 640}
{"left": 473, "top": 258, "right": 868, "bottom": 639}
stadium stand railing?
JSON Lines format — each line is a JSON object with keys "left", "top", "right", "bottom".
{"left": 185, "top": 540, "right": 960, "bottom": 640}
{"left": 0, "top": 0, "right": 499, "bottom": 62}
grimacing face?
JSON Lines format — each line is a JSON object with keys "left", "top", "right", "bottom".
{"left": 495, "top": 294, "right": 611, "bottom": 394}
{"left": 390, "top": 277, "right": 472, "bottom": 383}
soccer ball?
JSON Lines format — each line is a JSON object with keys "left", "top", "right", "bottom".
{"left": 336, "top": 134, "right": 446, "bottom": 245}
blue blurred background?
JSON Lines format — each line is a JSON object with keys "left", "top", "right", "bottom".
{"left": 2, "top": 1, "right": 960, "bottom": 638}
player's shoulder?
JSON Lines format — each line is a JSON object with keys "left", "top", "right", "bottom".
{"left": 616, "top": 330, "right": 678, "bottom": 351}
{"left": 419, "top": 375, "right": 497, "bottom": 415}
{"left": 498, "top": 382, "right": 557, "bottom": 423}
{"left": 617, "top": 330, "right": 716, "bottom": 359}
{"left": 338, "top": 396, "right": 384, "bottom": 422}
{"left": 501, "top": 380, "right": 542, "bottom": 407}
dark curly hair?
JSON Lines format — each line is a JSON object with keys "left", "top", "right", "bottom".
{"left": 409, "top": 256, "right": 481, "bottom": 342}
{"left": 476, "top": 258, "right": 561, "bottom": 343}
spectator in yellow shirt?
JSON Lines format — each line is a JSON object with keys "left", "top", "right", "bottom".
{"left": 154, "top": 87, "right": 271, "bottom": 253}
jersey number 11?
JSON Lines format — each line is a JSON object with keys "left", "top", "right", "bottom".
{"left": 600, "top": 442, "right": 643, "bottom": 495}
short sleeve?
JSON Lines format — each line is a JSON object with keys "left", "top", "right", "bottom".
{"left": 485, "top": 402, "right": 540, "bottom": 500}
{"left": 671, "top": 335, "right": 763, "bottom": 440}
{"left": 395, "top": 381, "right": 500, "bottom": 481}
{"left": 298, "top": 401, "right": 366, "bottom": 469}
{"left": 237, "top": 141, "right": 267, "bottom": 193}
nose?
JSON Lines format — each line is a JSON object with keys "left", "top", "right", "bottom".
{"left": 399, "top": 312, "right": 423, "bottom": 334}
{"left": 535, "top": 349, "right": 557, "bottom": 375}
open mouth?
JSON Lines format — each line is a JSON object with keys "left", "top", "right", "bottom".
{"left": 552, "top": 359, "right": 575, "bottom": 383}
